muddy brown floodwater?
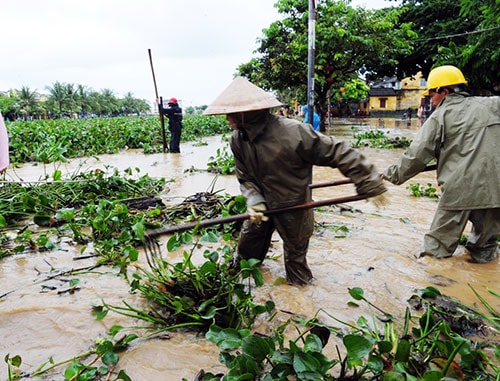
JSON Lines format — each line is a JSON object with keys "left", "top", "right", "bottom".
{"left": 1, "top": 117, "right": 498, "bottom": 380}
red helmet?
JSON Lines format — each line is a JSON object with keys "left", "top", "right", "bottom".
{"left": 168, "top": 97, "right": 178, "bottom": 104}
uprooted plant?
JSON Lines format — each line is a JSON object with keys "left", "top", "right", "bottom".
{"left": 93, "top": 234, "right": 275, "bottom": 335}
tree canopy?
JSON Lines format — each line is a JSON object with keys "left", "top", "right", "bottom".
{"left": 1, "top": 82, "right": 151, "bottom": 120}
{"left": 238, "top": 0, "right": 416, "bottom": 128}
{"left": 237, "top": 0, "right": 499, "bottom": 127}
{"left": 395, "top": 0, "right": 499, "bottom": 93}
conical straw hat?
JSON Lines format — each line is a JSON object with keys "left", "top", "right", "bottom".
{"left": 203, "top": 76, "right": 282, "bottom": 115}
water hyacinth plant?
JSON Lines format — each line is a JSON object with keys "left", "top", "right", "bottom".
{"left": 199, "top": 286, "right": 500, "bottom": 381}
{"left": 94, "top": 235, "right": 275, "bottom": 335}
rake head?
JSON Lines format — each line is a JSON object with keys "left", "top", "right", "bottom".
{"left": 143, "top": 235, "right": 163, "bottom": 273}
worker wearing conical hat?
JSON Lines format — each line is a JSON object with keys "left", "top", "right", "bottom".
{"left": 205, "top": 76, "right": 387, "bottom": 285}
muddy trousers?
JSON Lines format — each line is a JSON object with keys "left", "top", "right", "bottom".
{"left": 422, "top": 207, "right": 500, "bottom": 262}
{"left": 237, "top": 209, "right": 314, "bottom": 285}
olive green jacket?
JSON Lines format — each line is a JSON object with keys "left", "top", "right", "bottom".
{"left": 230, "top": 113, "right": 386, "bottom": 209}
{"left": 384, "top": 93, "right": 500, "bottom": 210}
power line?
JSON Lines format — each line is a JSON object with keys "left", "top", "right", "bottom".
{"left": 415, "top": 25, "right": 500, "bottom": 42}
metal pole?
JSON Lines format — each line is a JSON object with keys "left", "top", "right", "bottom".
{"left": 307, "top": 0, "right": 316, "bottom": 127}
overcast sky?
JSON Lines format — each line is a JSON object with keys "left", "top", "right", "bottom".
{"left": 1, "top": 0, "right": 397, "bottom": 108}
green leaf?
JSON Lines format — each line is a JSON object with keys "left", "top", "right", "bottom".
{"left": 420, "top": 286, "right": 442, "bottom": 298}
{"left": 69, "top": 278, "right": 82, "bottom": 287}
{"left": 252, "top": 267, "right": 264, "bottom": 287}
{"left": 52, "top": 169, "right": 62, "bottom": 181}
{"left": 92, "top": 306, "right": 109, "bottom": 321}
{"left": 367, "top": 354, "right": 384, "bottom": 372}
{"left": 123, "top": 245, "right": 139, "bottom": 261}
{"left": 119, "top": 334, "right": 138, "bottom": 347}
{"left": 242, "top": 335, "right": 274, "bottom": 362}
{"left": 293, "top": 351, "right": 321, "bottom": 373}
{"left": 381, "top": 371, "right": 407, "bottom": 381}
{"left": 56, "top": 207, "right": 75, "bottom": 221}
{"left": 349, "top": 287, "right": 364, "bottom": 301}
{"left": 201, "top": 231, "right": 219, "bottom": 242}
{"left": 64, "top": 361, "right": 83, "bottom": 379}
{"left": 199, "top": 261, "right": 217, "bottom": 276}
{"left": 377, "top": 340, "right": 393, "bottom": 354}
{"left": 206, "top": 326, "right": 243, "bottom": 350}
{"left": 101, "top": 351, "right": 119, "bottom": 366}
{"left": 132, "top": 220, "right": 145, "bottom": 239}
{"left": 109, "top": 325, "right": 124, "bottom": 337}
{"left": 166, "top": 235, "right": 181, "bottom": 252}
{"left": 5, "top": 354, "right": 22, "bottom": 367}
{"left": 116, "top": 369, "right": 132, "bottom": 381}
{"left": 343, "top": 334, "right": 373, "bottom": 360}
{"left": 304, "top": 334, "right": 323, "bottom": 353}
{"left": 421, "top": 370, "right": 442, "bottom": 381}
{"left": 395, "top": 338, "right": 411, "bottom": 362}
{"left": 33, "top": 212, "right": 52, "bottom": 227}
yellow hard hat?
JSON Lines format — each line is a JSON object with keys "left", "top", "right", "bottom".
{"left": 423, "top": 65, "right": 468, "bottom": 95}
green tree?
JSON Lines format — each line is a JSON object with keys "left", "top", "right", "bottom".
{"left": 46, "top": 81, "right": 69, "bottom": 117}
{"left": 238, "top": 0, "right": 416, "bottom": 130}
{"left": 64, "top": 83, "right": 78, "bottom": 116}
{"left": 456, "top": 0, "right": 499, "bottom": 93}
{"left": 120, "top": 92, "right": 150, "bottom": 115}
{"left": 98, "top": 89, "right": 120, "bottom": 116}
{"left": 0, "top": 93, "right": 17, "bottom": 120}
{"left": 75, "top": 84, "right": 93, "bottom": 116}
{"left": 332, "top": 78, "right": 370, "bottom": 116}
{"left": 394, "top": 0, "right": 499, "bottom": 93}
{"left": 16, "top": 86, "right": 39, "bottom": 120}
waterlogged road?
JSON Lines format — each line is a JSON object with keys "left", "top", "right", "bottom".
{"left": 1, "top": 118, "right": 498, "bottom": 380}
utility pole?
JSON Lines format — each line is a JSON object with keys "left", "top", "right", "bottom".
{"left": 307, "top": 0, "right": 316, "bottom": 126}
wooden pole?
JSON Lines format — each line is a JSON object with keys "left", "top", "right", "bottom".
{"left": 148, "top": 49, "right": 167, "bottom": 151}
{"left": 146, "top": 193, "right": 369, "bottom": 237}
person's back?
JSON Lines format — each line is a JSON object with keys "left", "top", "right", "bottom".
{"left": 302, "top": 105, "right": 320, "bottom": 131}
{"left": 421, "top": 93, "right": 500, "bottom": 210}
{"left": 164, "top": 104, "right": 183, "bottom": 128}
{"left": 383, "top": 65, "right": 500, "bottom": 262}
{"left": 161, "top": 97, "right": 183, "bottom": 153}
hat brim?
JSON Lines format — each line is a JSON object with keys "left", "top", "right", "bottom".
{"left": 203, "top": 77, "right": 282, "bottom": 115}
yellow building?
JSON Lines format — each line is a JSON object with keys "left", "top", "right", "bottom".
{"left": 367, "top": 72, "right": 427, "bottom": 114}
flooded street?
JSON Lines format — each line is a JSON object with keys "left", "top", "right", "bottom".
{"left": 1, "top": 118, "right": 498, "bottom": 380}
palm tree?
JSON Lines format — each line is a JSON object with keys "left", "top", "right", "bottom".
{"left": 16, "top": 86, "right": 39, "bottom": 120}
{"left": 64, "top": 83, "right": 77, "bottom": 116}
{"left": 99, "top": 89, "right": 120, "bottom": 116}
{"left": 46, "top": 81, "right": 67, "bottom": 117}
{"left": 76, "top": 84, "right": 92, "bottom": 116}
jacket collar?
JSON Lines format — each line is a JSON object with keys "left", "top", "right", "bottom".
{"left": 239, "top": 113, "right": 270, "bottom": 143}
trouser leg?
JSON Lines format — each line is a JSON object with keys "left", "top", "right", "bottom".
{"left": 465, "top": 208, "right": 500, "bottom": 263}
{"left": 237, "top": 219, "right": 274, "bottom": 263}
{"left": 169, "top": 128, "right": 181, "bottom": 152}
{"left": 421, "top": 208, "right": 469, "bottom": 258}
{"left": 274, "top": 209, "right": 314, "bottom": 285}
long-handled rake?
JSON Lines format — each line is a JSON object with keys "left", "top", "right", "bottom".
{"left": 145, "top": 192, "right": 370, "bottom": 238}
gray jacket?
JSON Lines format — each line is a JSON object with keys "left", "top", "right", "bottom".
{"left": 384, "top": 93, "right": 500, "bottom": 210}
{"left": 230, "top": 113, "right": 386, "bottom": 209}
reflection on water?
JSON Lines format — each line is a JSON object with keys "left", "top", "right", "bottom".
{"left": 1, "top": 118, "right": 497, "bottom": 380}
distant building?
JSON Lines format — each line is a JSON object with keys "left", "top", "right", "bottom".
{"left": 367, "top": 72, "right": 427, "bottom": 114}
